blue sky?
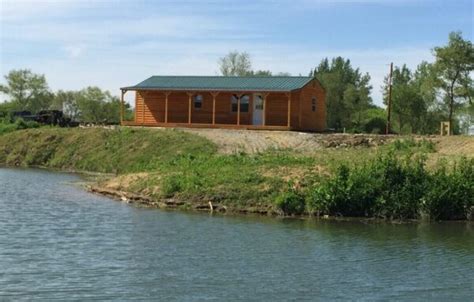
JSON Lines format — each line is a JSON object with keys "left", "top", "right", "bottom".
{"left": 1, "top": 0, "right": 472, "bottom": 105}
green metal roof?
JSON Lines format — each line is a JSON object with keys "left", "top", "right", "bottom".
{"left": 122, "top": 76, "right": 313, "bottom": 92}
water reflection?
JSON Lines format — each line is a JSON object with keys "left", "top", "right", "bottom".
{"left": 1, "top": 168, "right": 473, "bottom": 301}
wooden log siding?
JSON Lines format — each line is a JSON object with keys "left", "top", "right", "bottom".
{"left": 129, "top": 78, "right": 325, "bottom": 131}
{"left": 264, "top": 92, "right": 290, "bottom": 126}
{"left": 298, "top": 79, "right": 326, "bottom": 131}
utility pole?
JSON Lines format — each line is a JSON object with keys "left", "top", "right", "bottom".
{"left": 386, "top": 62, "right": 393, "bottom": 135}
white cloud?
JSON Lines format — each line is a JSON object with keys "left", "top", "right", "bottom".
{"left": 63, "top": 44, "right": 84, "bottom": 58}
{"left": 0, "top": 0, "right": 440, "bottom": 107}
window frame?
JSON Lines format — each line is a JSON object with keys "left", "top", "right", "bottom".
{"left": 231, "top": 94, "right": 250, "bottom": 113}
{"left": 193, "top": 94, "right": 203, "bottom": 110}
{"left": 311, "top": 97, "right": 316, "bottom": 112}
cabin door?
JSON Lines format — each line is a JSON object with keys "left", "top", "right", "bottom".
{"left": 253, "top": 94, "right": 263, "bottom": 125}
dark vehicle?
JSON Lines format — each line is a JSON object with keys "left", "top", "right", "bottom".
{"left": 37, "top": 110, "right": 66, "bottom": 126}
{"left": 11, "top": 110, "right": 79, "bottom": 127}
{"left": 12, "top": 111, "right": 37, "bottom": 121}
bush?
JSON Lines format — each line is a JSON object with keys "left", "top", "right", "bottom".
{"left": 0, "top": 118, "right": 40, "bottom": 135}
{"left": 364, "top": 117, "right": 386, "bottom": 134}
{"left": 275, "top": 187, "right": 306, "bottom": 215}
{"left": 423, "top": 158, "right": 474, "bottom": 220}
{"left": 307, "top": 153, "right": 472, "bottom": 220}
{"left": 389, "top": 138, "right": 435, "bottom": 153}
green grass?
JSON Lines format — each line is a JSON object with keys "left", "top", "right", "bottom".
{"left": 1, "top": 127, "right": 471, "bottom": 220}
{"left": 0, "top": 119, "right": 41, "bottom": 135}
{"left": 0, "top": 127, "right": 216, "bottom": 173}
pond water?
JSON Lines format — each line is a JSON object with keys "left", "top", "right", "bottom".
{"left": 0, "top": 168, "right": 473, "bottom": 301}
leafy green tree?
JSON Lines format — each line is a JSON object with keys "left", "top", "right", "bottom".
{"left": 0, "top": 69, "right": 52, "bottom": 113}
{"left": 218, "top": 51, "right": 252, "bottom": 76}
{"left": 250, "top": 70, "right": 273, "bottom": 76}
{"left": 360, "top": 106, "right": 386, "bottom": 134}
{"left": 387, "top": 65, "right": 413, "bottom": 133}
{"left": 76, "top": 87, "right": 121, "bottom": 124}
{"left": 310, "top": 57, "right": 373, "bottom": 131}
{"left": 433, "top": 31, "right": 474, "bottom": 133}
{"left": 412, "top": 61, "right": 443, "bottom": 133}
{"left": 383, "top": 64, "right": 431, "bottom": 134}
{"left": 0, "top": 101, "right": 16, "bottom": 120}
{"left": 218, "top": 52, "right": 290, "bottom": 77}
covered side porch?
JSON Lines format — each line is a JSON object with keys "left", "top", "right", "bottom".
{"left": 120, "top": 89, "right": 299, "bottom": 130}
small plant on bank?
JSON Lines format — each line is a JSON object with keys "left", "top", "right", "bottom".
{"left": 389, "top": 138, "right": 435, "bottom": 153}
{"left": 275, "top": 183, "right": 306, "bottom": 215}
{"left": 161, "top": 175, "right": 183, "bottom": 198}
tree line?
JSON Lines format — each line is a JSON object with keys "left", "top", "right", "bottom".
{"left": 1, "top": 31, "right": 472, "bottom": 133}
{"left": 381, "top": 32, "right": 473, "bottom": 134}
{"left": 219, "top": 31, "right": 473, "bottom": 134}
{"left": 0, "top": 70, "right": 132, "bottom": 124}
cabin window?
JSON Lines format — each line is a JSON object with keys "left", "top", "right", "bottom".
{"left": 311, "top": 97, "right": 316, "bottom": 112}
{"left": 231, "top": 94, "right": 249, "bottom": 113}
{"left": 193, "top": 94, "right": 203, "bottom": 109}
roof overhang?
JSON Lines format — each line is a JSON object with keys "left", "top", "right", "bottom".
{"left": 120, "top": 87, "right": 298, "bottom": 93}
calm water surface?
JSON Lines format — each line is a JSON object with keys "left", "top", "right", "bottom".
{"left": 0, "top": 168, "right": 473, "bottom": 301}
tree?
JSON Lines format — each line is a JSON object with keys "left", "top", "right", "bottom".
{"left": 311, "top": 57, "right": 373, "bottom": 131}
{"left": 218, "top": 51, "right": 291, "bottom": 77}
{"left": 0, "top": 69, "right": 52, "bottom": 113}
{"left": 383, "top": 64, "right": 431, "bottom": 134}
{"left": 360, "top": 106, "right": 386, "bottom": 134}
{"left": 384, "top": 65, "right": 412, "bottom": 133}
{"left": 76, "top": 87, "right": 121, "bottom": 124}
{"left": 218, "top": 51, "right": 252, "bottom": 76}
{"left": 433, "top": 31, "right": 474, "bottom": 133}
{"left": 251, "top": 70, "right": 273, "bottom": 76}
{"left": 412, "top": 61, "right": 442, "bottom": 133}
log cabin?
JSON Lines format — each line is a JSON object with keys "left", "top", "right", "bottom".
{"left": 120, "top": 76, "right": 326, "bottom": 131}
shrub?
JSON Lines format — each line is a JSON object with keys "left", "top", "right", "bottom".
{"left": 389, "top": 138, "right": 435, "bottom": 153}
{"left": 307, "top": 153, "right": 473, "bottom": 220}
{"left": 373, "top": 155, "right": 429, "bottom": 219}
{"left": 423, "top": 158, "right": 474, "bottom": 220}
{"left": 309, "top": 162, "right": 382, "bottom": 217}
{"left": 0, "top": 118, "right": 40, "bottom": 135}
{"left": 161, "top": 175, "right": 183, "bottom": 197}
{"left": 364, "top": 117, "right": 386, "bottom": 134}
{"left": 275, "top": 187, "right": 306, "bottom": 215}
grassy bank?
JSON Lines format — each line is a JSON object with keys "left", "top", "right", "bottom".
{"left": 0, "top": 119, "right": 41, "bottom": 135}
{"left": 1, "top": 127, "right": 472, "bottom": 220}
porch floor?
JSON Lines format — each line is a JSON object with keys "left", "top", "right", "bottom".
{"left": 121, "top": 121, "right": 291, "bottom": 131}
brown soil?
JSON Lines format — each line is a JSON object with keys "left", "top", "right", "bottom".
{"left": 181, "top": 128, "right": 474, "bottom": 156}
{"left": 179, "top": 128, "right": 397, "bottom": 154}
{"left": 429, "top": 136, "right": 474, "bottom": 157}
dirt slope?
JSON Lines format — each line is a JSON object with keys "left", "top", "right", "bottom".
{"left": 180, "top": 128, "right": 394, "bottom": 154}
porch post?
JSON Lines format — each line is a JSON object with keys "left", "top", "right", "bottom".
{"left": 286, "top": 92, "right": 291, "bottom": 128}
{"left": 164, "top": 92, "right": 170, "bottom": 124}
{"left": 187, "top": 92, "right": 193, "bottom": 124}
{"left": 211, "top": 92, "right": 219, "bottom": 125}
{"left": 237, "top": 94, "right": 241, "bottom": 126}
{"left": 298, "top": 94, "right": 302, "bottom": 128}
{"left": 263, "top": 92, "right": 269, "bottom": 126}
{"left": 141, "top": 92, "right": 145, "bottom": 126}
{"left": 120, "top": 89, "right": 125, "bottom": 125}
